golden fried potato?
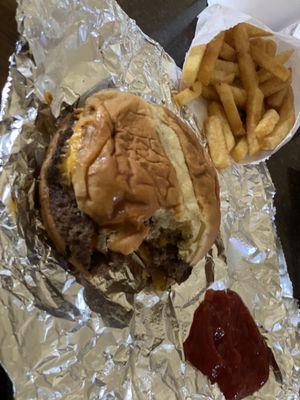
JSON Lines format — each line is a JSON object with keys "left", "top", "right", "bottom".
{"left": 237, "top": 52, "right": 258, "bottom": 91}
{"left": 254, "top": 109, "right": 280, "bottom": 138}
{"left": 231, "top": 137, "right": 248, "bottom": 162}
{"left": 251, "top": 44, "right": 290, "bottom": 81}
{"left": 216, "top": 82, "right": 245, "bottom": 136}
{"left": 220, "top": 42, "right": 236, "bottom": 61}
{"left": 261, "top": 87, "right": 295, "bottom": 150}
{"left": 257, "top": 49, "right": 294, "bottom": 83}
{"left": 208, "top": 101, "right": 235, "bottom": 152}
{"left": 174, "top": 81, "right": 202, "bottom": 106}
{"left": 246, "top": 87, "right": 264, "bottom": 155}
{"left": 205, "top": 115, "right": 231, "bottom": 169}
{"left": 198, "top": 32, "right": 225, "bottom": 85}
{"left": 182, "top": 45, "right": 207, "bottom": 87}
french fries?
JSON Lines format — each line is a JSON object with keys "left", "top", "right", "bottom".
{"left": 267, "top": 87, "right": 288, "bottom": 109}
{"left": 246, "top": 87, "right": 264, "bottom": 155}
{"left": 261, "top": 87, "right": 295, "bottom": 150}
{"left": 254, "top": 109, "right": 280, "bottom": 138}
{"left": 260, "top": 119, "right": 292, "bottom": 150}
{"left": 265, "top": 39, "right": 277, "bottom": 56}
{"left": 280, "top": 86, "right": 295, "bottom": 119}
{"left": 211, "top": 69, "right": 235, "bottom": 84}
{"left": 244, "top": 23, "right": 272, "bottom": 38}
{"left": 250, "top": 37, "right": 267, "bottom": 51}
{"left": 233, "top": 23, "right": 250, "bottom": 54}
{"left": 205, "top": 116, "right": 231, "bottom": 169}
{"left": 181, "top": 45, "right": 206, "bottom": 87}
{"left": 231, "top": 137, "right": 248, "bottom": 162}
{"left": 198, "top": 32, "right": 225, "bottom": 85}
{"left": 202, "top": 85, "right": 247, "bottom": 108}
{"left": 175, "top": 22, "right": 295, "bottom": 169}
{"left": 224, "top": 28, "right": 235, "bottom": 47}
{"left": 215, "top": 83, "right": 245, "bottom": 136}
{"left": 237, "top": 52, "right": 258, "bottom": 91}
{"left": 231, "top": 86, "right": 247, "bottom": 108}
{"left": 260, "top": 73, "right": 291, "bottom": 97}
{"left": 257, "top": 49, "right": 294, "bottom": 83}
{"left": 220, "top": 42, "right": 236, "bottom": 61}
{"left": 208, "top": 102, "right": 235, "bottom": 151}
{"left": 225, "top": 23, "right": 271, "bottom": 46}
{"left": 251, "top": 44, "right": 290, "bottom": 81}
{"left": 215, "top": 59, "right": 239, "bottom": 75}
{"left": 174, "top": 81, "right": 202, "bottom": 106}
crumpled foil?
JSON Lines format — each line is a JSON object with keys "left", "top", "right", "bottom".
{"left": 0, "top": 0, "right": 299, "bottom": 399}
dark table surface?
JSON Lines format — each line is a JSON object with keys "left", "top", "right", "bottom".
{"left": 0, "top": 0, "right": 299, "bottom": 398}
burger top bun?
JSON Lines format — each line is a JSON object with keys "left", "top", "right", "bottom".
{"left": 40, "top": 90, "right": 220, "bottom": 270}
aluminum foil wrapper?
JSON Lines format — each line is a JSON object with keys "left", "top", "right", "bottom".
{"left": 0, "top": 0, "right": 299, "bottom": 399}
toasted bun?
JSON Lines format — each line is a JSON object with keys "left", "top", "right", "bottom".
{"left": 40, "top": 90, "right": 220, "bottom": 276}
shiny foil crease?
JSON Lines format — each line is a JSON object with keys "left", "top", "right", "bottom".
{"left": 0, "top": 0, "right": 299, "bottom": 398}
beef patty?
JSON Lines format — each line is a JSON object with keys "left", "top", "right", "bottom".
{"left": 44, "top": 125, "right": 192, "bottom": 284}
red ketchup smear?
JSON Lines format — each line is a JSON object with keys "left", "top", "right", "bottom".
{"left": 184, "top": 289, "right": 276, "bottom": 400}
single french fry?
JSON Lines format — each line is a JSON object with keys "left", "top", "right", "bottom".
{"left": 237, "top": 52, "right": 258, "bottom": 91}
{"left": 245, "top": 23, "right": 272, "bottom": 38}
{"left": 230, "top": 85, "right": 247, "bottom": 108}
{"left": 198, "top": 32, "right": 225, "bottom": 85}
{"left": 181, "top": 45, "right": 207, "bottom": 87}
{"left": 257, "top": 49, "right": 294, "bottom": 83}
{"left": 211, "top": 69, "right": 235, "bottom": 84}
{"left": 202, "top": 85, "right": 219, "bottom": 101}
{"left": 208, "top": 101, "right": 235, "bottom": 152}
{"left": 233, "top": 23, "right": 250, "bottom": 53}
{"left": 246, "top": 87, "right": 264, "bottom": 155}
{"left": 204, "top": 116, "right": 231, "bottom": 169}
{"left": 254, "top": 109, "right": 280, "bottom": 138}
{"left": 231, "top": 137, "right": 248, "bottom": 162}
{"left": 215, "top": 82, "right": 245, "bottom": 136}
{"left": 267, "top": 87, "right": 288, "bottom": 108}
{"left": 174, "top": 88, "right": 197, "bottom": 106}
{"left": 247, "top": 87, "right": 264, "bottom": 133}
{"left": 280, "top": 86, "right": 295, "bottom": 120}
{"left": 216, "top": 59, "right": 239, "bottom": 75}
{"left": 251, "top": 44, "right": 290, "bottom": 81}
{"left": 174, "top": 81, "right": 202, "bottom": 106}
{"left": 220, "top": 42, "right": 236, "bottom": 61}
{"left": 225, "top": 28, "right": 235, "bottom": 47}
{"left": 260, "top": 119, "right": 293, "bottom": 150}
{"left": 265, "top": 39, "right": 277, "bottom": 56}
{"left": 250, "top": 38, "right": 267, "bottom": 52}
{"left": 261, "top": 87, "right": 295, "bottom": 150}
{"left": 260, "top": 72, "right": 291, "bottom": 97}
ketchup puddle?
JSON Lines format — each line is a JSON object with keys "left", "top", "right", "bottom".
{"left": 184, "top": 289, "right": 280, "bottom": 400}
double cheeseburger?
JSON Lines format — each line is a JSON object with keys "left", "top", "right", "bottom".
{"left": 39, "top": 90, "right": 220, "bottom": 287}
